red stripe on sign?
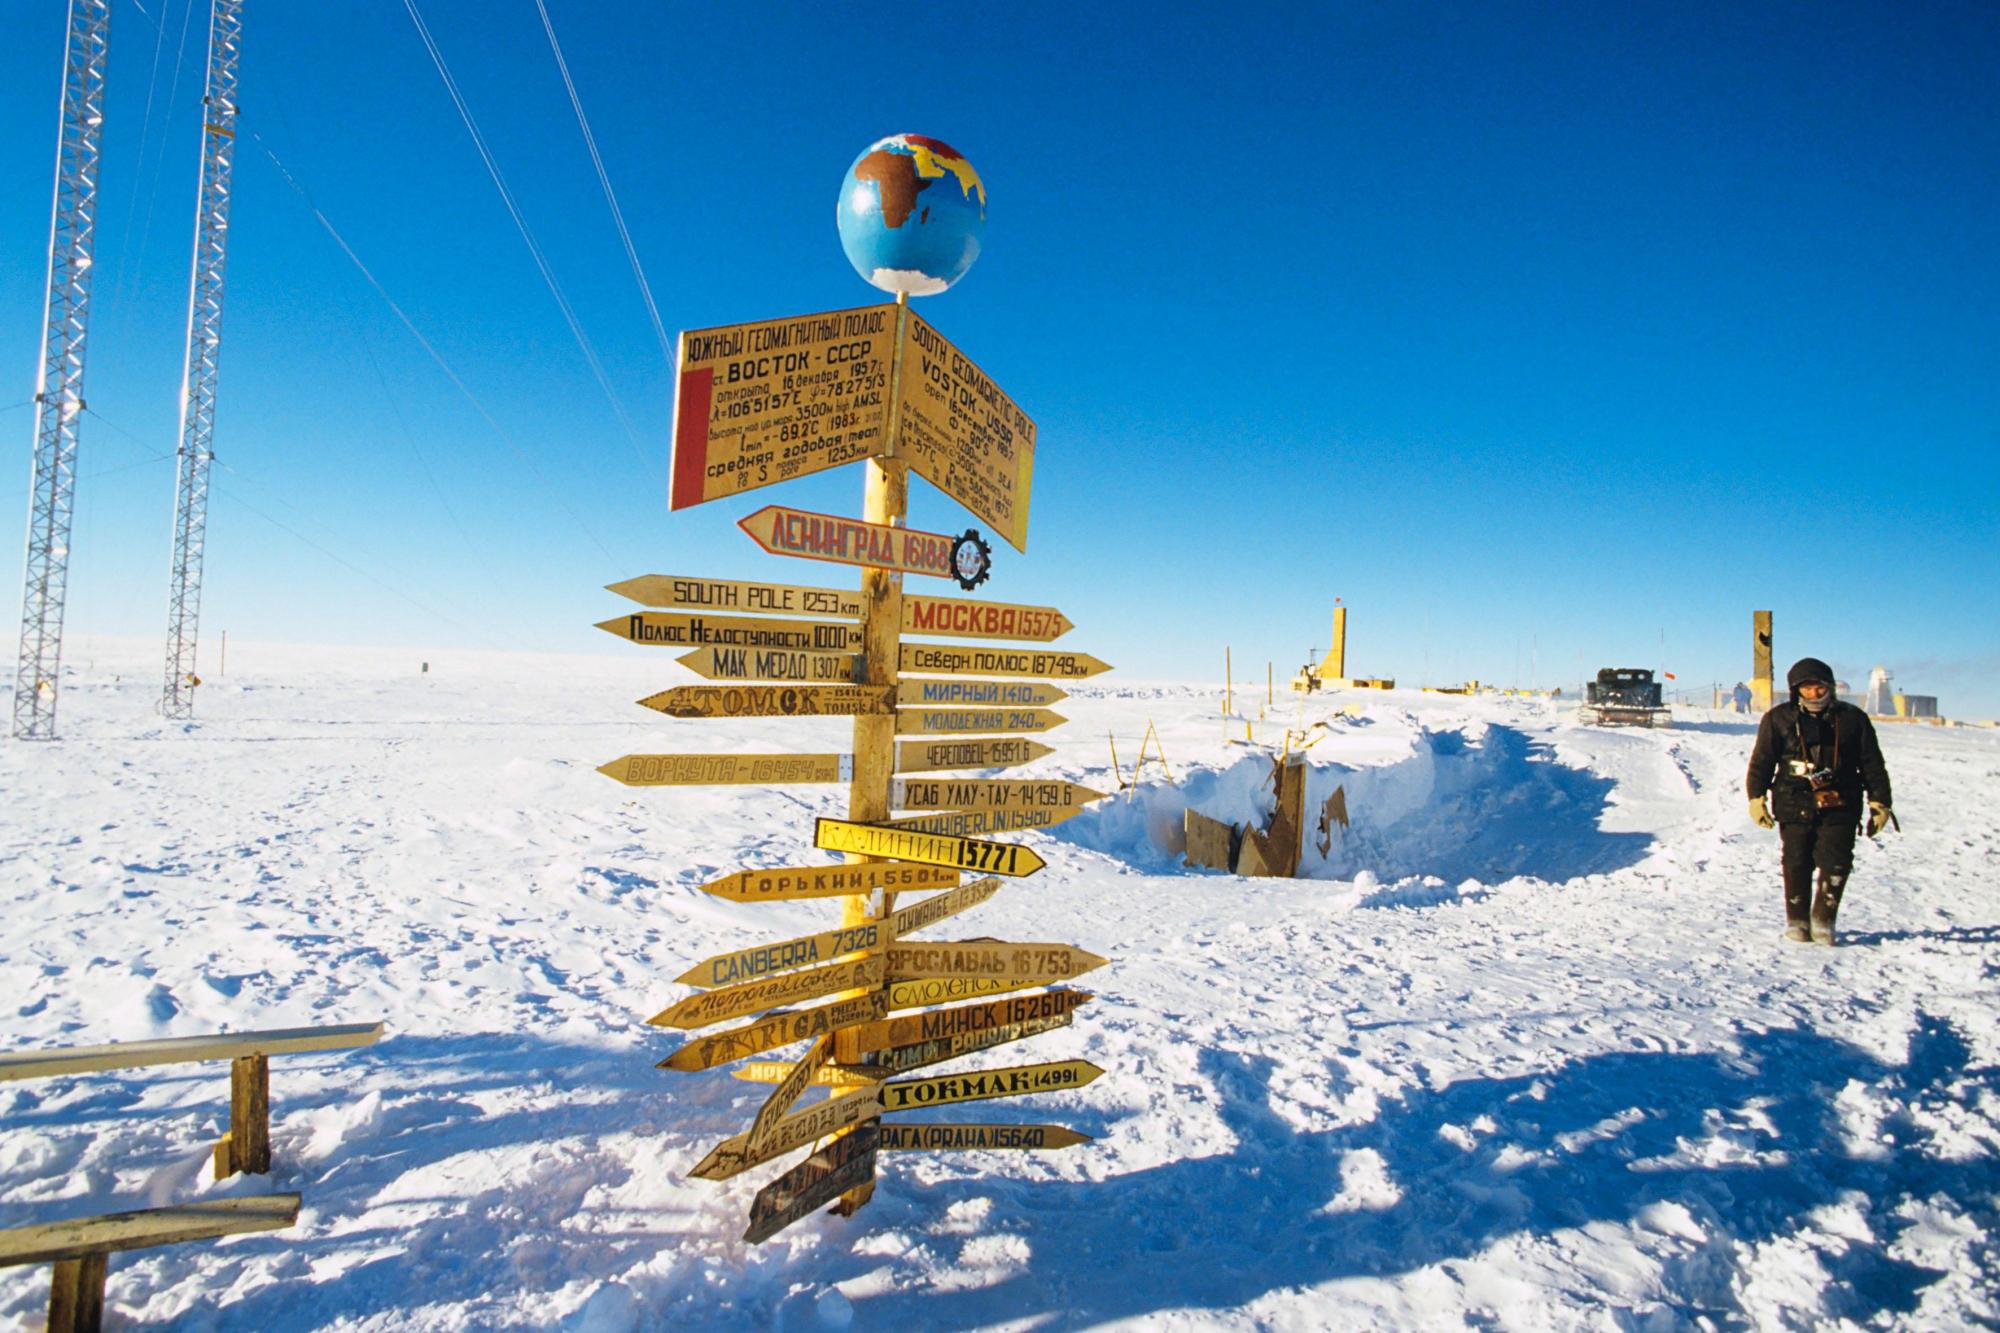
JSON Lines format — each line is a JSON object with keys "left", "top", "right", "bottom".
{"left": 670, "top": 368, "right": 715, "bottom": 510}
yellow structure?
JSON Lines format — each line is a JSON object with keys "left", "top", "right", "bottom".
{"left": 1292, "top": 605, "right": 1393, "bottom": 692}
{"left": 1752, "top": 611, "right": 1773, "bottom": 713}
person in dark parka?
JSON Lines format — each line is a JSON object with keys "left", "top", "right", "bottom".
{"left": 1745, "top": 657, "right": 1894, "bottom": 945}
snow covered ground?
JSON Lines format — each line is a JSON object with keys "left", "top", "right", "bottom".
{"left": 2, "top": 637, "right": 1996, "bottom": 1330}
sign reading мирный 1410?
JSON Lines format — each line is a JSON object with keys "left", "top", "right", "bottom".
{"left": 669, "top": 304, "right": 1036, "bottom": 552}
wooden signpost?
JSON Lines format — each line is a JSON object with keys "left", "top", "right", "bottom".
{"left": 599, "top": 281, "right": 1109, "bottom": 1245}
{"left": 636, "top": 684, "right": 894, "bottom": 719}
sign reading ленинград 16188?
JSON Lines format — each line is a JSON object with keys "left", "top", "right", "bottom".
{"left": 669, "top": 306, "right": 897, "bottom": 510}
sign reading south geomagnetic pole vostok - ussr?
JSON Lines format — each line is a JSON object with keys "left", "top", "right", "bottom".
{"left": 670, "top": 305, "right": 898, "bottom": 511}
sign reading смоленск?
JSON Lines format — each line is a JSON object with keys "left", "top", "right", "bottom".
{"left": 670, "top": 305, "right": 1035, "bottom": 551}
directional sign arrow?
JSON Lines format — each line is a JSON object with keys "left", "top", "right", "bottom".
{"left": 884, "top": 806, "right": 1089, "bottom": 837}
{"left": 849, "top": 987, "right": 1092, "bottom": 1054}
{"left": 675, "top": 915, "right": 895, "bottom": 990}
{"left": 697, "top": 861, "right": 959, "bottom": 903}
{"left": 899, "top": 644, "right": 1112, "bottom": 679}
{"left": 674, "top": 647, "right": 861, "bottom": 683}
{"left": 882, "top": 941, "right": 1109, "bottom": 985}
{"left": 895, "top": 679, "right": 1067, "bottom": 709}
{"left": 730, "top": 1060, "right": 886, "bottom": 1088}
{"left": 902, "top": 596, "right": 1071, "bottom": 643}
{"left": 886, "top": 877, "right": 1000, "bottom": 938}
{"left": 648, "top": 956, "right": 885, "bottom": 1031}
{"left": 878, "top": 1059, "right": 1104, "bottom": 1113}
{"left": 896, "top": 738, "right": 1055, "bottom": 773}
{"left": 598, "top": 753, "right": 852, "bottom": 787}
{"left": 597, "top": 612, "right": 860, "bottom": 652}
{"left": 607, "top": 574, "right": 863, "bottom": 620}
{"left": 870, "top": 1011, "right": 1077, "bottom": 1077}
{"left": 887, "top": 974, "right": 1047, "bottom": 1011}
{"left": 691, "top": 1086, "right": 882, "bottom": 1182}
{"left": 891, "top": 779, "right": 1108, "bottom": 812}
{"left": 878, "top": 1123, "right": 1092, "bottom": 1152}
{"left": 895, "top": 308, "right": 1036, "bottom": 553}
{"left": 636, "top": 684, "right": 894, "bottom": 719}
{"left": 895, "top": 708, "right": 1067, "bottom": 736}
{"left": 660, "top": 990, "right": 890, "bottom": 1072}
{"left": 815, "top": 818, "right": 1046, "bottom": 878}
{"left": 746, "top": 1033, "right": 832, "bottom": 1153}
{"left": 739, "top": 504, "right": 962, "bottom": 579}
{"left": 742, "top": 1121, "right": 880, "bottom": 1243}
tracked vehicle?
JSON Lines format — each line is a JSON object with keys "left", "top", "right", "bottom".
{"left": 1579, "top": 667, "right": 1674, "bottom": 728}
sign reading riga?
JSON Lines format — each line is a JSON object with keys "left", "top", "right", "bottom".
{"left": 670, "top": 305, "right": 896, "bottom": 510}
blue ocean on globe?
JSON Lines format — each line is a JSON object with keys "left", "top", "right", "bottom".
{"left": 837, "top": 134, "right": 986, "bottom": 297}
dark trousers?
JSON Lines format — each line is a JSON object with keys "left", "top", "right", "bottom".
{"left": 1779, "top": 816, "right": 1858, "bottom": 924}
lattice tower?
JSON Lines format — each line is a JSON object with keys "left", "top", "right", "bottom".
{"left": 162, "top": 0, "right": 242, "bottom": 720}
{"left": 12, "top": 0, "right": 111, "bottom": 741}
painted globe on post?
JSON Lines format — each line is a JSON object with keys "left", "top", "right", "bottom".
{"left": 837, "top": 134, "right": 986, "bottom": 297}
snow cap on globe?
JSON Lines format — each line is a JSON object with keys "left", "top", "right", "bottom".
{"left": 838, "top": 134, "right": 985, "bottom": 297}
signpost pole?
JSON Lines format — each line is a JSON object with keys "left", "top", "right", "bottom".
{"left": 835, "top": 294, "right": 910, "bottom": 1215}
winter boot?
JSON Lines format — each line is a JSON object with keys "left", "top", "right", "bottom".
{"left": 1784, "top": 922, "right": 1811, "bottom": 943}
{"left": 1810, "top": 870, "right": 1846, "bottom": 946}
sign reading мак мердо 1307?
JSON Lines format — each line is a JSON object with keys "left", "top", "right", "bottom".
{"left": 670, "top": 305, "right": 897, "bottom": 510}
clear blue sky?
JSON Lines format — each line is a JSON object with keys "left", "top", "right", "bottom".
{"left": 4, "top": 1, "right": 1996, "bottom": 713}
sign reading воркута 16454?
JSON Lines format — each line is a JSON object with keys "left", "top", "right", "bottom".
{"left": 668, "top": 304, "right": 1035, "bottom": 551}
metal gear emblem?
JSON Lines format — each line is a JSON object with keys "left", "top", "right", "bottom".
{"left": 949, "top": 529, "right": 993, "bottom": 591}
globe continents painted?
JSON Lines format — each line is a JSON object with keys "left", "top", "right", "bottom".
{"left": 837, "top": 134, "right": 986, "bottom": 297}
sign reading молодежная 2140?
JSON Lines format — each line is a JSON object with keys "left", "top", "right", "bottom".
{"left": 669, "top": 303, "right": 1036, "bottom": 551}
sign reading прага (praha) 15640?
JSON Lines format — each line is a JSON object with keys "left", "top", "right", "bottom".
{"left": 670, "top": 305, "right": 897, "bottom": 510}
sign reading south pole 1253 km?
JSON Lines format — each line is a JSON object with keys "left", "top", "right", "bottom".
{"left": 670, "top": 305, "right": 897, "bottom": 510}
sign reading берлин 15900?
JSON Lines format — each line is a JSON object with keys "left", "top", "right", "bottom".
{"left": 670, "top": 305, "right": 896, "bottom": 510}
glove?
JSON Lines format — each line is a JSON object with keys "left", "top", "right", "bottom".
{"left": 1749, "top": 795, "right": 1775, "bottom": 829}
{"left": 1866, "top": 801, "right": 1894, "bottom": 837}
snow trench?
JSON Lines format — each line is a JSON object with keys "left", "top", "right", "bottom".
{"left": 1057, "top": 721, "right": 1654, "bottom": 893}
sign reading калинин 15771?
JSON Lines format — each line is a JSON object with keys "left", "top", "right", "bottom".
{"left": 669, "top": 303, "right": 1036, "bottom": 551}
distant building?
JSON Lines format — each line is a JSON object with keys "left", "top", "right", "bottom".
{"left": 1867, "top": 666, "right": 1894, "bottom": 716}
{"left": 1899, "top": 694, "right": 1939, "bottom": 719}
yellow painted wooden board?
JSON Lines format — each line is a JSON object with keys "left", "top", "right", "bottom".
{"left": 883, "top": 941, "right": 1108, "bottom": 984}
{"left": 674, "top": 646, "right": 860, "bottom": 683}
{"left": 648, "top": 956, "right": 885, "bottom": 1030}
{"left": 0, "top": 1195, "right": 302, "bottom": 1265}
{"left": 901, "top": 596, "right": 1071, "bottom": 643}
{"left": 607, "top": 574, "right": 863, "bottom": 620}
{"left": 885, "top": 806, "right": 1088, "bottom": 837}
{"left": 887, "top": 877, "right": 1000, "bottom": 938}
{"left": 668, "top": 304, "right": 896, "bottom": 511}
{"left": 879, "top": 1059, "right": 1102, "bottom": 1113}
{"left": 738, "top": 504, "right": 960, "bottom": 579}
{"left": 675, "top": 918, "right": 892, "bottom": 989}
{"left": 689, "top": 1087, "right": 882, "bottom": 1181}
{"left": 697, "top": 861, "right": 958, "bottom": 903}
{"left": 729, "top": 1060, "right": 885, "bottom": 1088}
{"left": 895, "top": 308, "right": 1036, "bottom": 552}
{"left": 743, "top": 1122, "right": 879, "bottom": 1243}
{"left": 660, "top": 991, "right": 890, "bottom": 1072}
{"left": 887, "top": 974, "right": 1046, "bottom": 1010}
{"left": 746, "top": 1034, "right": 831, "bottom": 1152}
{"left": 896, "top": 738, "right": 1054, "bottom": 773}
{"left": 849, "top": 987, "right": 1091, "bottom": 1054}
{"left": 895, "top": 707, "right": 1066, "bottom": 736}
{"left": 597, "top": 612, "right": 860, "bottom": 652}
{"left": 597, "top": 753, "right": 850, "bottom": 787}
{"left": 877, "top": 1123, "right": 1091, "bottom": 1152}
{"left": 0, "top": 1023, "right": 382, "bottom": 1082}
{"left": 636, "top": 684, "right": 893, "bottom": 719}
{"left": 899, "top": 644, "right": 1112, "bottom": 679}
{"left": 896, "top": 679, "right": 1067, "bottom": 708}
{"left": 891, "top": 779, "right": 1107, "bottom": 812}
{"left": 815, "top": 818, "right": 1047, "bottom": 878}
{"left": 870, "top": 1012, "right": 1074, "bottom": 1076}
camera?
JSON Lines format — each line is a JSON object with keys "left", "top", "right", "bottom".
{"left": 1807, "top": 768, "right": 1844, "bottom": 810}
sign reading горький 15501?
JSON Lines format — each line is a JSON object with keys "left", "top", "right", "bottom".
{"left": 669, "top": 304, "right": 1036, "bottom": 552}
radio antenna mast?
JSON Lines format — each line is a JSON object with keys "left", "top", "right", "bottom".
{"left": 12, "top": 0, "right": 111, "bottom": 741}
{"left": 162, "top": 0, "right": 243, "bottom": 720}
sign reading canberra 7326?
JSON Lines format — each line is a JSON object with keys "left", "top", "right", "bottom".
{"left": 669, "top": 305, "right": 897, "bottom": 510}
